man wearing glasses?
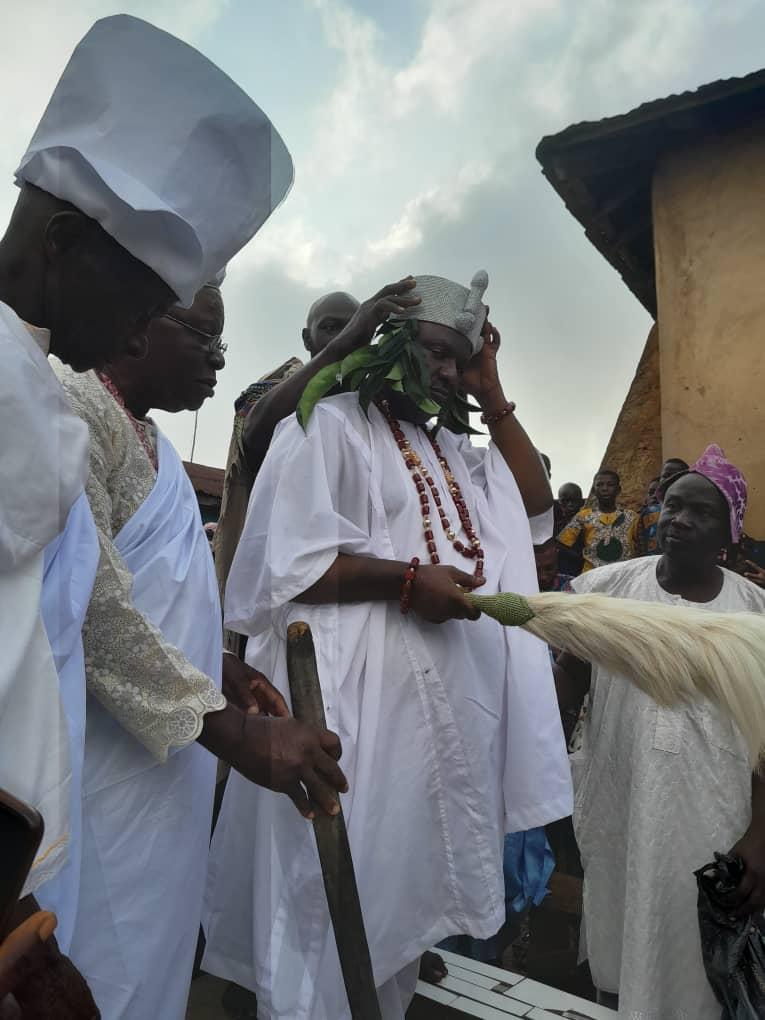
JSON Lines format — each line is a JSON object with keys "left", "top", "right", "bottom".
{"left": 52, "top": 280, "right": 346, "bottom": 1020}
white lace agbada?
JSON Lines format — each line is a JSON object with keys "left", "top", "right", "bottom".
{"left": 571, "top": 557, "right": 765, "bottom": 1020}
{"left": 53, "top": 363, "right": 225, "bottom": 758}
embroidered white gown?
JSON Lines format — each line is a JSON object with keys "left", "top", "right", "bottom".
{"left": 203, "top": 394, "right": 572, "bottom": 1020}
{"left": 54, "top": 365, "right": 227, "bottom": 1020}
{"left": 571, "top": 557, "right": 765, "bottom": 1020}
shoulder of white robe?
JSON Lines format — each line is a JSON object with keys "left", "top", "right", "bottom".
{"left": 0, "top": 309, "right": 89, "bottom": 567}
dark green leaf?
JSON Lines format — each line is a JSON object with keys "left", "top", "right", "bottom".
{"left": 297, "top": 360, "right": 343, "bottom": 429}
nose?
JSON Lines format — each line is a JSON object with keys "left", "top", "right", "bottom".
{"left": 438, "top": 359, "right": 459, "bottom": 389}
{"left": 672, "top": 508, "right": 693, "bottom": 530}
{"left": 208, "top": 348, "right": 225, "bottom": 371}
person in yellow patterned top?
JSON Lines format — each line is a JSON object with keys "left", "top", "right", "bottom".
{"left": 557, "top": 469, "right": 638, "bottom": 572}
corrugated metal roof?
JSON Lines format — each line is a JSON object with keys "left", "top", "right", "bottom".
{"left": 183, "top": 461, "right": 224, "bottom": 499}
{"left": 536, "top": 69, "right": 765, "bottom": 315}
{"left": 538, "top": 69, "right": 765, "bottom": 153}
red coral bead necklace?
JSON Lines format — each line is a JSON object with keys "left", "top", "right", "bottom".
{"left": 377, "top": 399, "right": 485, "bottom": 579}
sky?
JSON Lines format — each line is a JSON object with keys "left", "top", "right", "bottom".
{"left": 3, "top": 0, "right": 764, "bottom": 491}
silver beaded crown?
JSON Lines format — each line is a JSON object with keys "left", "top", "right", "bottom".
{"left": 393, "top": 270, "right": 489, "bottom": 353}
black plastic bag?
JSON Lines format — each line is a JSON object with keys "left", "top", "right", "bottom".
{"left": 696, "top": 853, "right": 765, "bottom": 1019}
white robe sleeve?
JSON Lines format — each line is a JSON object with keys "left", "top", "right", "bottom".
{"left": 225, "top": 404, "right": 377, "bottom": 637}
{"left": 0, "top": 556, "right": 72, "bottom": 895}
{"left": 455, "top": 435, "right": 553, "bottom": 545}
{"left": 528, "top": 507, "right": 554, "bottom": 544}
{"left": 448, "top": 433, "right": 573, "bottom": 830}
{"left": 0, "top": 310, "right": 88, "bottom": 893}
{"left": 0, "top": 313, "right": 88, "bottom": 571}
{"left": 452, "top": 436, "right": 536, "bottom": 570}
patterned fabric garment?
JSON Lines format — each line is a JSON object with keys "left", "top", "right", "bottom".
{"left": 636, "top": 502, "right": 662, "bottom": 556}
{"left": 688, "top": 443, "right": 747, "bottom": 544}
{"left": 97, "top": 371, "right": 159, "bottom": 470}
{"left": 53, "top": 362, "right": 225, "bottom": 760}
{"left": 557, "top": 506, "right": 638, "bottom": 572}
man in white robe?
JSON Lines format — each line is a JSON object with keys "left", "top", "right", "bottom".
{"left": 0, "top": 307, "right": 90, "bottom": 901}
{"left": 203, "top": 271, "right": 573, "bottom": 1019}
{"left": 55, "top": 283, "right": 347, "bottom": 1020}
{"left": 0, "top": 12, "right": 303, "bottom": 1009}
{"left": 555, "top": 446, "right": 765, "bottom": 1019}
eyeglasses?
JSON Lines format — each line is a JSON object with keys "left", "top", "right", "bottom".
{"left": 161, "top": 313, "right": 227, "bottom": 355}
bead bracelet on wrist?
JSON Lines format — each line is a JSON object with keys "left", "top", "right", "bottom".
{"left": 400, "top": 557, "right": 420, "bottom": 615}
{"left": 480, "top": 401, "right": 516, "bottom": 426}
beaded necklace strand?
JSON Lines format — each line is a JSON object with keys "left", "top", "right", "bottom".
{"left": 378, "top": 400, "right": 485, "bottom": 579}
{"left": 98, "top": 372, "right": 159, "bottom": 471}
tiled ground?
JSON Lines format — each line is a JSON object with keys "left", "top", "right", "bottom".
{"left": 412, "top": 951, "right": 616, "bottom": 1019}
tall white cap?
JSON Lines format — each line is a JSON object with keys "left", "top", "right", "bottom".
{"left": 15, "top": 15, "right": 293, "bottom": 306}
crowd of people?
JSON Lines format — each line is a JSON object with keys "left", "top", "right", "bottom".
{"left": 535, "top": 456, "right": 765, "bottom": 597}
{"left": 2, "top": 14, "right": 765, "bottom": 1020}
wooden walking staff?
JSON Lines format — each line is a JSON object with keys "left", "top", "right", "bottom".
{"left": 286, "top": 622, "right": 383, "bottom": 1020}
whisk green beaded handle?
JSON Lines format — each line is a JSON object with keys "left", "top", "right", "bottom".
{"left": 466, "top": 591, "right": 535, "bottom": 626}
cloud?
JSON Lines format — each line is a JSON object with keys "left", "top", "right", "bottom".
{"left": 393, "top": 0, "right": 559, "bottom": 116}
{"left": 365, "top": 160, "right": 494, "bottom": 263}
{"left": 160, "top": 0, "right": 765, "bottom": 488}
{"left": 260, "top": 0, "right": 715, "bottom": 300}
{"left": 521, "top": 0, "right": 707, "bottom": 125}
{"left": 0, "top": 1, "right": 228, "bottom": 120}
{"left": 1, "top": 0, "right": 762, "bottom": 493}
{"left": 307, "top": 0, "right": 559, "bottom": 176}
{"left": 0, "top": 0, "right": 229, "bottom": 226}
{"left": 237, "top": 158, "right": 494, "bottom": 287}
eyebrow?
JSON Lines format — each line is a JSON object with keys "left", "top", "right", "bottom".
{"left": 420, "top": 336, "right": 470, "bottom": 362}
{"left": 664, "top": 493, "right": 719, "bottom": 509}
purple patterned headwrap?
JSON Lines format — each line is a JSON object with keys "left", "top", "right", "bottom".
{"left": 677, "top": 444, "right": 748, "bottom": 544}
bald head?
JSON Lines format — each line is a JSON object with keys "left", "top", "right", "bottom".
{"left": 302, "top": 291, "right": 359, "bottom": 357}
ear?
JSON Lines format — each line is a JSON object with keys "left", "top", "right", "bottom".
{"left": 43, "top": 210, "right": 93, "bottom": 261}
{"left": 123, "top": 333, "right": 149, "bottom": 360}
{"left": 302, "top": 327, "right": 312, "bottom": 352}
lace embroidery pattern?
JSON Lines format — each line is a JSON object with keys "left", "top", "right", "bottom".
{"left": 97, "top": 371, "right": 159, "bottom": 470}
{"left": 55, "top": 365, "right": 225, "bottom": 761}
